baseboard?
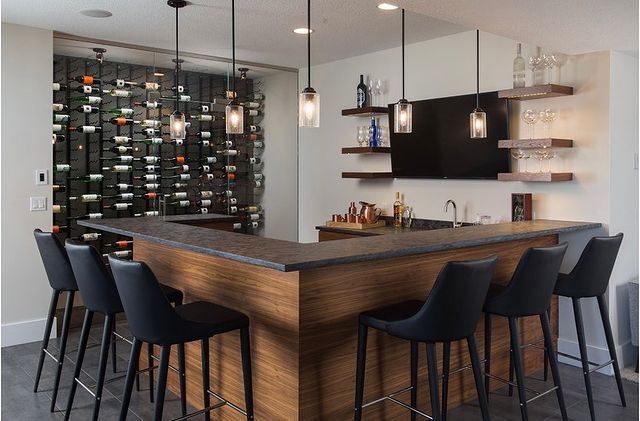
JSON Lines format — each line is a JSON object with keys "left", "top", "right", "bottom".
{"left": 558, "top": 337, "right": 635, "bottom": 375}
{"left": 1, "top": 317, "right": 57, "bottom": 347}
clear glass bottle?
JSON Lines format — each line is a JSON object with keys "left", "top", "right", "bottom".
{"left": 513, "top": 43, "right": 526, "bottom": 88}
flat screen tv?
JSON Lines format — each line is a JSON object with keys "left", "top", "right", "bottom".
{"left": 389, "top": 91, "right": 509, "bottom": 179}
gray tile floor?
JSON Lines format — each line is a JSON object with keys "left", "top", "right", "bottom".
{"left": 2, "top": 322, "right": 638, "bottom": 420}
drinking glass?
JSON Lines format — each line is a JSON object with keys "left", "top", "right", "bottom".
{"left": 357, "top": 126, "right": 368, "bottom": 146}
{"left": 375, "top": 79, "right": 383, "bottom": 106}
{"left": 539, "top": 108, "right": 556, "bottom": 137}
{"left": 541, "top": 52, "right": 555, "bottom": 84}
{"left": 534, "top": 149, "right": 549, "bottom": 172}
{"left": 546, "top": 150, "right": 557, "bottom": 173}
{"left": 527, "top": 55, "right": 542, "bottom": 85}
{"left": 480, "top": 215, "right": 492, "bottom": 225}
{"left": 511, "top": 149, "right": 526, "bottom": 173}
{"left": 402, "top": 206, "right": 413, "bottom": 228}
{"left": 368, "top": 78, "right": 374, "bottom": 106}
{"left": 552, "top": 53, "right": 568, "bottom": 83}
{"left": 522, "top": 109, "right": 539, "bottom": 139}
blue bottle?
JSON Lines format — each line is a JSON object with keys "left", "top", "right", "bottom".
{"left": 369, "top": 117, "right": 379, "bottom": 147}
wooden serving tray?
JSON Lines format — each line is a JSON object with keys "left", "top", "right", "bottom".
{"left": 325, "top": 220, "right": 386, "bottom": 230}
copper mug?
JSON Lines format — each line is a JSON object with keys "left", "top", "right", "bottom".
{"left": 332, "top": 214, "right": 344, "bottom": 222}
{"left": 359, "top": 201, "right": 382, "bottom": 224}
{"left": 347, "top": 213, "right": 356, "bottom": 223}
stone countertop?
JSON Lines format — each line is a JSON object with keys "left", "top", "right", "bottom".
{"left": 80, "top": 217, "right": 601, "bottom": 272}
{"left": 315, "top": 217, "right": 463, "bottom": 236}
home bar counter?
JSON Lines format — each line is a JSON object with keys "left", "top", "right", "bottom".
{"left": 80, "top": 216, "right": 600, "bottom": 420}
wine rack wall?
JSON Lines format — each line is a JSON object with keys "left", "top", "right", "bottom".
{"left": 52, "top": 50, "right": 265, "bottom": 257}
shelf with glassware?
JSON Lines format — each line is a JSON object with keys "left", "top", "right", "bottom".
{"left": 341, "top": 146, "right": 390, "bottom": 154}
{"left": 341, "top": 106, "right": 389, "bottom": 117}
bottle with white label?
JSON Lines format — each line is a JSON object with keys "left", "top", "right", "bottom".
{"left": 242, "top": 101, "right": 261, "bottom": 109}
{"left": 170, "top": 192, "right": 189, "bottom": 200}
{"left": 192, "top": 131, "right": 212, "bottom": 139}
{"left": 105, "top": 89, "right": 133, "bottom": 98}
{"left": 134, "top": 100, "right": 162, "bottom": 109}
{"left": 240, "top": 205, "right": 263, "bottom": 212}
{"left": 216, "top": 149, "right": 238, "bottom": 156}
{"left": 104, "top": 203, "right": 133, "bottom": 211}
{"left": 73, "top": 125, "right": 102, "bottom": 134}
{"left": 193, "top": 104, "right": 211, "bottom": 113}
{"left": 67, "top": 213, "right": 104, "bottom": 220}
{"left": 224, "top": 165, "right": 237, "bottom": 173}
{"left": 54, "top": 164, "right": 71, "bottom": 173}
{"left": 140, "top": 119, "right": 162, "bottom": 129}
{"left": 52, "top": 134, "right": 66, "bottom": 144}
{"left": 104, "top": 250, "right": 133, "bottom": 258}
{"left": 139, "top": 82, "right": 160, "bottom": 90}
{"left": 106, "top": 108, "right": 135, "bottom": 117}
{"left": 102, "top": 165, "right": 133, "bottom": 173}
{"left": 72, "top": 232, "right": 102, "bottom": 242}
{"left": 70, "top": 194, "right": 102, "bottom": 203}
{"left": 74, "top": 96, "right": 102, "bottom": 105}
{"left": 103, "top": 146, "right": 132, "bottom": 154}
{"left": 138, "top": 156, "right": 161, "bottom": 164}
{"left": 201, "top": 156, "right": 218, "bottom": 164}
{"left": 248, "top": 93, "right": 264, "bottom": 101}
{"left": 169, "top": 200, "right": 191, "bottom": 208}
{"left": 134, "top": 128, "right": 161, "bottom": 136}
{"left": 134, "top": 211, "right": 160, "bottom": 217}
{"left": 200, "top": 191, "right": 214, "bottom": 199}
{"left": 69, "top": 174, "right": 105, "bottom": 182}
{"left": 53, "top": 114, "right": 70, "bottom": 122}
{"left": 138, "top": 183, "right": 161, "bottom": 191}
{"left": 251, "top": 141, "right": 264, "bottom": 148}
{"left": 104, "top": 193, "right": 135, "bottom": 201}
{"left": 245, "top": 109, "right": 261, "bottom": 117}
{"left": 52, "top": 204, "right": 67, "bottom": 214}
{"left": 107, "top": 136, "right": 132, "bottom": 145}
{"left": 133, "top": 174, "right": 161, "bottom": 182}
{"left": 170, "top": 173, "right": 191, "bottom": 181}
{"left": 100, "top": 155, "right": 134, "bottom": 163}
{"left": 167, "top": 165, "right": 190, "bottom": 172}
{"left": 75, "top": 105, "right": 99, "bottom": 114}
{"left": 105, "top": 183, "right": 134, "bottom": 191}
{"left": 76, "top": 85, "right": 101, "bottom": 94}
{"left": 52, "top": 82, "right": 68, "bottom": 91}
{"left": 132, "top": 137, "right": 163, "bottom": 146}
{"left": 53, "top": 124, "right": 66, "bottom": 133}
{"left": 513, "top": 43, "right": 526, "bottom": 88}
{"left": 53, "top": 103, "right": 69, "bottom": 112}
{"left": 190, "top": 114, "right": 214, "bottom": 122}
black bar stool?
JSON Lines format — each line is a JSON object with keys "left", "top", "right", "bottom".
{"left": 553, "top": 233, "right": 625, "bottom": 421}
{"left": 354, "top": 256, "right": 497, "bottom": 421}
{"left": 108, "top": 255, "right": 254, "bottom": 421}
{"left": 33, "top": 229, "right": 79, "bottom": 412}
{"left": 64, "top": 241, "right": 185, "bottom": 421}
{"left": 483, "top": 243, "right": 568, "bottom": 421}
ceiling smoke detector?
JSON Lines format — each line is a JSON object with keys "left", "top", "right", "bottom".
{"left": 79, "top": 9, "right": 113, "bottom": 18}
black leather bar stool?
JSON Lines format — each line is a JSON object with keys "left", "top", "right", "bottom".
{"left": 64, "top": 241, "right": 185, "bottom": 421}
{"left": 33, "top": 229, "right": 79, "bottom": 412}
{"left": 108, "top": 255, "right": 254, "bottom": 421}
{"left": 354, "top": 256, "right": 497, "bottom": 421}
{"left": 553, "top": 233, "right": 625, "bottom": 421}
{"left": 483, "top": 243, "right": 568, "bottom": 421}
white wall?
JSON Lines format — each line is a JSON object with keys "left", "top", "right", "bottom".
{"left": 255, "top": 71, "right": 299, "bottom": 241}
{"left": 298, "top": 31, "right": 637, "bottom": 370}
{"left": 1, "top": 23, "right": 55, "bottom": 346}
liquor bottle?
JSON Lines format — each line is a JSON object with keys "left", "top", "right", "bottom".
{"left": 69, "top": 174, "right": 105, "bottom": 182}
{"left": 100, "top": 155, "right": 134, "bottom": 163}
{"left": 73, "top": 75, "right": 101, "bottom": 85}
{"left": 139, "top": 81, "right": 160, "bottom": 90}
{"left": 105, "top": 183, "right": 134, "bottom": 192}
{"left": 108, "top": 117, "right": 138, "bottom": 126}
{"left": 169, "top": 200, "right": 190, "bottom": 208}
{"left": 52, "top": 204, "right": 66, "bottom": 214}
{"left": 72, "top": 125, "right": 103, "bottom": 134}
{"left": 134, "top": 128, "right": 160, "bottom": 136}
{"left": 52, "top": 124, "right": 66, "bottom": 133}
{"left": 104, "top": 192, "right": 135, "bottom": 201}
{"left": 137, "top": 156, "right": 161, "bottom": 164}
{"left": 134, "top": 100, "right": 162, "bottom": 109}
{"left": 52, "top": 184, "right": 66, "bottom": 192}
{"left": 107, "top": 136, "right": 132, "bottom": 145}
{"left": 104, "top": 202, "right": 133, "bottom": 211}
{"left": 134, "top": 211, "right": 160, "bottom": 217}
{"left": 216, "top": 149, "right": 238, "bottom": 156}
{"left": 190, "top": 131, "right": 212, "bottom": 139}
{"left": 106, "top": 107, "right": 135, "bottom": 117}
{"left": 135, "top": 192, "right": 162, "bottom": 200}
{"left": 54, "top": 164, "right": 71, "bottom": 173}
{"left": 71, "top": 232, "right": 102, "bottom": 242}
{"left": 52, "top": 134, "right": 66, "bottom": 144}
{"left": 190, "top": 114, "right": 214, "bottom": 122}
{"left": 356, "top": 74, "right": 368, "bottom": 108}
{"left": 105, "top": 240, "right": 134, "bottom": 248}
{"left": 52, "top": 82, "right": 68, "bottom": 91}
{"left": 240, "top": 205, "right": 263, "bottom": 212}
{"left": 104, "top": 250, "right": 133, "bottom": 258}
{"left": 53, "top": 103, "right": 69, "bottom": 112}
{"left": 249, "top": 125, "right": 261, "bottom": 132}
{"left": 67, "top": 212, "right": 104, "bottom": 220}
{"left": 103, "top": 146, "right": 132, "bottom": 154}
{"left": 102, "top": 165, "right": 133, "bottom": 173}
{"left": 104, "top": 88, "right": 133, "bottom": 98}
{"left": 53, "top": 114, "right": 70, "bottom": 123}
{"left": 74, "top": 95, "right": 102, "bottom": 105}
{"left": 133, "top": 174, "right": 161, "bottom": 182}
{"left": 132, "top": 137, "right": 163, "bottom": 146}
{"left": 70, "top": 194, "right": 102, "bottom": 203}
{"left": 76, "top": 85, "right": 101, "bottom": 94}
{"left": 393, "top": 191, "right": 403, "bottom": 227}
{"left": 513, "top": 43, "right": 526, "bottom": 88}
{"left": 52, "top": 224, "right": 68, "bottom": 234}
{"left": 245, "top": 109, "right": 262, "bottom": 117}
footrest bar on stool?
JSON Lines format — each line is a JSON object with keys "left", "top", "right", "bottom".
{"left": 207, "top": 389, "right": 247, "bottom": 416}
{"left": 171, "top": 402, "right": 226, "bottom": 421}
{"left": 361, "top": 385, "right": 432, "bottom": 419}
{"left": 148, "top": 351, "right": 181, "bottom": 374}
{"left": 74, "top": 377, "right": 97, "bottom": 398}
{"left": 362, "top": 385, "right": 413, "bottom": 409}
{"left": 557, "top": 351, "right": 614, "bottom": 372}
{"left": 441, "top": 358, "right": 488, "bottom": 378}
{"left": 588, "top": 359, "right": 615, "bottom": 373}
{"left": 525, "top": 386, "right": 558, "bottom": 404}
{"left": 112, "top": 330, "right": 133, "bottom": 346}
{"left": 483, "top": 373, "right": 539, "bottom": 396}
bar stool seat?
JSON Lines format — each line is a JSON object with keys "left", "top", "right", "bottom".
{"left": 159, "top": 284, "right": 184, "bottom": 306}
{"left": 359, "top": 300, "right": 423, "bottom": 331}
{"left": 170, "top": 301, "right": 249, "bottom": 343}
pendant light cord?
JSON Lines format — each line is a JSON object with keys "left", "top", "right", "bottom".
{"left": 401, "top": 8, "right": 405, "bottom": 100}
{"left": 175, "top": 5, "right": 180, "bottom": 113}
{"left": 307, "top": 0, "right": 311, "bottom": 88}
{"left": 476, "top": 29, "right": 479, "bottom": 109}
{"left": 232, "top": 0, "right": 236, "bottom": 95}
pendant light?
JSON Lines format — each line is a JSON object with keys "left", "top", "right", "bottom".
{"left": 298, "top": 0, "right": 319, "bottom": 128}
{"left": 168, "top": 0, "right": 186, "bottom": 141}
{"left": 393, "top": 9, "right": 412, "bottom": 133}
{"left": 225, "top": 0, "right": 244, "bottom": 134}
{"left": 470, "top": 29, "right": 487, "bottom": 139}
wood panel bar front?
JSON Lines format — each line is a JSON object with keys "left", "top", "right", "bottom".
{"left": 134, "top": 235, "right": 558, "bottom": 420}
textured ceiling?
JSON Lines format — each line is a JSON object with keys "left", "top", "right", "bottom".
{"left": 2, "top": 0, "right": 636, "bottom": 69}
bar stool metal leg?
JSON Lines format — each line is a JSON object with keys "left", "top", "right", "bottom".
{"left": 354, "top": 323, "right": 368, "bottom": 421}
{"left": 572, "top": 297, "right": 596, "bottom": 421}
{"left": 484, "top": 313, "right": 491, "bottom": 399}
{"left": 240, "top": 327, "right": 255, "bottom": 420}
{"left": 50, "top": 291, "right": 75, "bottom": 412}
{"left": 468, "top": 335, "right": 490, "bottom": 421}
{"left": 64, "top": 309, "right": 94, "bottom": 421}
{"left": 177, "top": 343, "right": 187, "bottom": 416}
{"left": 119, "top": 338, "right": 142, "bottom": 421}
{"left": 597, "top": 295, "right": 626, "bottom": 407}
{"left": 34, "top": 290, "right": 60, "bottom": 393}
{"left": 540, "top": 312, "right": 568, "bottom": 421}
{"left": 92, "top": 315, "right": 115, "bottom": 421}
{"left": 508, "top": 317, "right": 529, "bottom": 421}
{"left": 410, "top": 340, "right": 418, "bottom": 421}
{"left": 426, "top": 343, "right": 441, "bottom": 421}
{"left": 201, "top": 339, "right": 211, "bottom": 421}
{"left": 153, "top": 345, "right": 171, "bottom": 421}
{"left": 441, "top": 341, "right": 450, "bottom": 421}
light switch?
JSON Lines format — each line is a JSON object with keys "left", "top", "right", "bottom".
{"left": 30, "top": 197, "right": 47, "bottom": 211}
{"left": 35, "top": 169, "right": 48, "bottom": 185}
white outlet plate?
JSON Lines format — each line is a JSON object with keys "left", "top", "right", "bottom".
{"left": 35, "top": 169, "right": 48, "bottom": 185}
{"left": 30, "top": 197, "right": 47, "bottom": 211}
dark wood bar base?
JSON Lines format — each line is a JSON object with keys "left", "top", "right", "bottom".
{"left": 134, "top": 234, "right": 558, "bottom": 420}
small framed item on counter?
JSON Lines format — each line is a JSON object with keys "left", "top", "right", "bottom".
{"left": 511, "top": 193, "right": 532, "bottom": 221}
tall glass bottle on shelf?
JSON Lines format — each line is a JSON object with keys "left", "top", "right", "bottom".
{"left": 356, "top": 74, "right": 368, "bottom": 108}
{"left": 513, "top": 43, "right": 526, "bottom": 88}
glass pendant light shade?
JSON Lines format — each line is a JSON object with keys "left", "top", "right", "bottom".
{"left": 394, "top": 99, "right": 412, "bottom": 133}
{"left": 170, "top": 110, "right": 186, "bottom": 140}
{"left": 225, "top": 101, "right": 244, "bottom": 134}
{"left": 299, "top": 87, "right": 320, "bottom": 128}
{"left": 470, "top": 108, "right": 487, "bottom": 139}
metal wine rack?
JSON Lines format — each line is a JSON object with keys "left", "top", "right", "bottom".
{"left": 52, "top": 50, "right": 265, "bottom": 256}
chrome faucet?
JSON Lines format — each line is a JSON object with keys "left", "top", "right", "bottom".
{"left": 445, "top": 200, "right": 462, "bottom": 228}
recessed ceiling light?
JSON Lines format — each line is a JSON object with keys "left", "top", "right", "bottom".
{"left": 79, "top": 9, "right": 113, "bottom": 18}
{"left": 293, "top": 27, "right": 313, "bottom": 35}
{"left": 377, "top": 3, "right": 399, "bottom": 10}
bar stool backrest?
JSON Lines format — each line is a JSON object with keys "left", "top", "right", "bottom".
{"left": 491, "top": 243, "right": 568, "bottom": 317}
{"left": 65, "top": 240, "right": 123, "bottom": 315}
{"left": 108, "top": 256, "right": 183, "bottom": 345}
{"left": 33, "top": 229, "right": 78, "bottom": 291}
{"left": 565, "top": 233, "right": 623, "bottom": 297}
{"left": 386, "top": 256, "right": 498, "bottom": 343}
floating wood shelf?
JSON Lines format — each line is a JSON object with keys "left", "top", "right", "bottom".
{"left": 498, "top": 138, "right": 573, "bottom": 149}
{"left": 497, "top": 172, "right": 573, "bottom": 182}
{"left": 341, "top": 106, "right": 389, "bottom": 117}
{"left": 342, "top": 172, "right": 394, "bottom": 179}
{"left": 498, "top": 84, "right": 573, "bottom": 100}
{"left": 341, "top": 146, "right": 391, "bottom": 154}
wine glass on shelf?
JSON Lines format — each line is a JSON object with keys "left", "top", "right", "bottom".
{"left": 534, "top": 149, "right": 549, "bottom": 173}
{"left": 552, "top": 53, "right": 568, "bottom": 83}
{"left": 538, "top": 108, "right": 556, "bottom": 138}
{"left": 546, "top": 150, "right": 557, "bottom": 173}
{"left": 357, "top": 126, "right": 368, "bottom": 146}
{"left": 541, "top": 52, "right": 556, "bottom": 84}
{"left": 522, "top": 109, "right": 539, "bottom": 139}
{"left": 368, "top": 78, "right": 374, "bottom": 107}
{"left": 527, "top": 55, "right": 542, "bottom": 86}
{"left": 375, "top": 79, "right": 383, "bottom": 107}
{"left": 511, "top": 149, "right": 527, "bottom": 173}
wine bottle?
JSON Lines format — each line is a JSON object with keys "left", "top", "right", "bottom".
{"left": 70, "top": 194, "right": 102, "bottom": 203}
{"left": 53, "top": 114, "right": 70, "bottom": 122}
{"left": 132, "top": 137, "right": 163, "bottom": 146}
{"left": 104, "top": 250, "right": 133, "bottom": 258}
{"left": 139, "top": 81, "right": 160, "bottom": 90}
{"left": 67, "top": 213, "right": 104, "bottom": 220}
{"left": 140, "top": 119, "right": 162, "bottom": 129}
{"left": 250, "top": 141, "right": 264, "bottom": 148}
{"left": 100, "top": 155, "right": 134, "bottom": 163}
{"left": 72, "top": 125, "right": 103, "bottom": 134}
{"left": 105, "top": 183, "right": 134, "bottom": 192}
{"left": 216, "top": 149, "right": 238, "bottom": 156}
{"left": 223, "top": 165, "right": 237, "bottom": 173}
{"left": 217, "top": 190, "right": 234, "bottom": 197}
{"left": 169, "top": 200, "right": 190, "bottom": 208}
{"left": 190, "top": 131, "right": 212, "bottom": 139}
{"left": 54, "top": 164, "right": 71, "bottom": 173}
{"left": 74, "top": 95, "right": 102, "bottom": 105}
{"left": 164, "top": 155, "right": 186, "bottom": 165}
{"left": 215, "top": 140, "right": 234, "bottom": 148}
{"left": 248, "top": 93, "right": 264, "bottom": 101}
{"left": 52, "top": 134, "right": 66, "bottom": 144}
{"left": 240, "top": 205, "right": 262, "bottom": 212}
{"left": 248, "top": 221, "right": 261, "bottom": 229}
{"left": 52, "top": 184, "right": 66, "bottom": 192}
{"left": 53, "top": 103, "right": 69, "bottom": 112}
{"left": 169, "top": 173, "right": 191, "bottom": 181}
{"left": 72, "top": 232, "right": 102, "bottom": 242}
{"left": 170, "top": 182, "right": 189, "bottom": 189}
{"left": 513, "top": 43, "right": 526, "bottom": 88}
{"left": 106, "top": 108, "right": 135, "bottom": 117}
{"left": 52, "top": 124, "right": 66, "bottom": 133}
{"left": 196, "top": 139, "right": 211, "bottom": 147}
{"left": 190, "top": 114, "right": 214, "bottom": 122}
{"left": 102, "top": 165, "right": 133, "bottom": 173}
{"left": 73, "top": 105, "right": 98, "bottom": 115}
{"left": 136, "top": 183, "right": 161, "bottom": 191}
{"left": 249, "top": 125, "right": 261, "bottom": 133}
{"left": 197, "top": 165, "right": 212, "bottom": 173}
{"left": 107, "top": 136, "right": 132, "bottom": 145}
{"left": 69, "top": 174, "right": 105, "bottom": 182}
{"left": 73, "top": 75, "right": 101, "bottom": 85}
{"left": 103, "top": 146, "right": 132, "bottom": 154}
{"left": 133, "top": 174, "right": 161, "bottom": 182}
{"left": 143, "top": 165, "right": 161, "bottom": 173}
{"left": 52, "top": 224, "right": 68, "bottom": 233}
{"left": 241, "top": 156, "right": 262, "bottom": 165}
{"left": 52, "top": 82, "right": 68, "bottom": 91}
{"left": 168, "top": 139, "right": 185, "bottom": 146}
{"left": 134, "top": 211, "right": 160, "bottom": 217}
{"left": 108, "top": 117, "right": 138, "bottom": 126}
{"left": 356, "top": 74, "right": 368, "bottom": 108}
{"left": 167, "top": 164, "right": 190, "bottom": 172}
{"left": 193, "top": 104, "right": 212, "bottom": 113}
{"left": 134, "top": 100, "right": 162, "bottom": 109}
{"left": 135, "top": 192, "right": 161, "bottom": 200}
{"left": 104, "top": 202, "right": 133, "bottom": 211}
{"left": 104, "top": 192, "right": 135, "bottom": 201}
{"left": 246, "top": 133, "right": 262, "bottom": 141}
{"left": 105, "top": 240, "right": 134, "bottom": 248}
{"left": 104, "top": 89, "right": 133, "bottom": 98}
{"left": 193, "top": 207, "right": 210, "bottom": 214}
{"left": 134, "top": 128, "right": 160, "bottom": 136}
{"left": 245, "top": 109, "right": 261, "bottom": 117}
{"left": 171, "top": 85, "right": 188, "bottom": 93}
{"left": 52, "top": 204, "right": 66, "bottom": 214}
{"left": 76, "top": 85, "right": 101, "bottom": 94}
{"left": 169, "top": 191, "right": 189, "bottom": 200}
{"left": 201, "top": 156, "right": 218, "bottom": 164}
{"left": 137, "top": 156, "right": 161, "bottom": 164}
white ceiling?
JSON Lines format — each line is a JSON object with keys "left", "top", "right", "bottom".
{"left": 2, "top": 0, "right": 637, "bottom": 70}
